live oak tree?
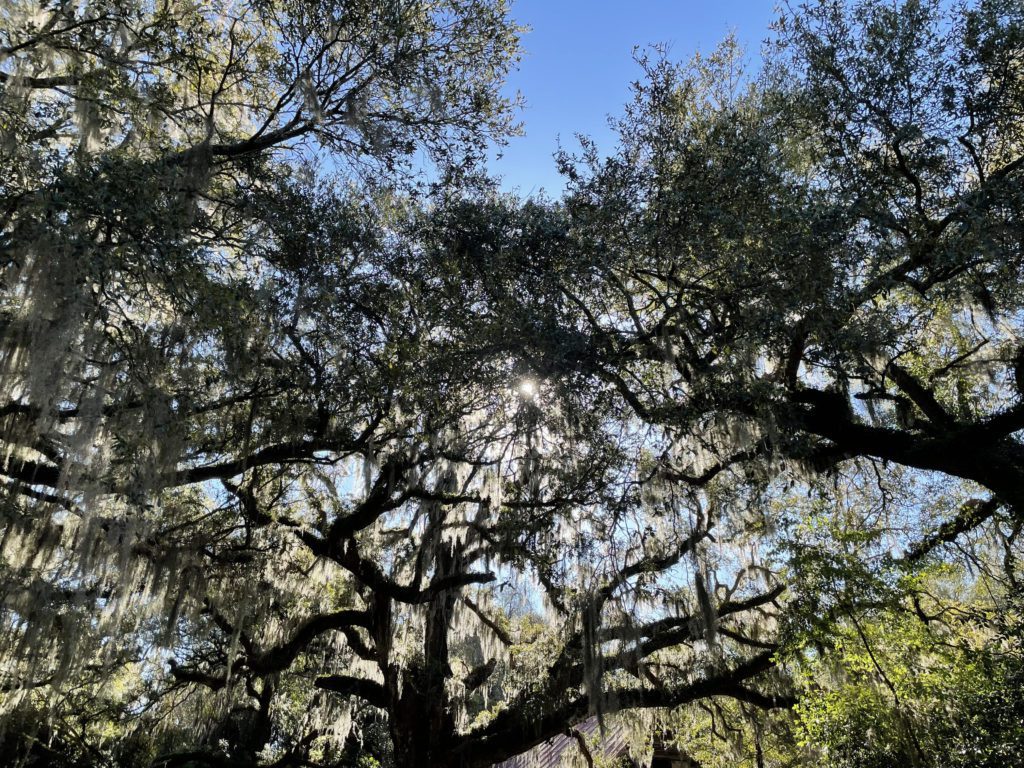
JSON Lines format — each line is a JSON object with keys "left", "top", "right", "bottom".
{"left": 0, "top": 1, "right": 785, "bottom": 765}
{"left": 1, "top": 1, "right": 1023, "bottom": 768}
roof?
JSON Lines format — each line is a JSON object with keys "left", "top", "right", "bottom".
{"left": 491, "top": 716, "right": 633, "bottom": 768}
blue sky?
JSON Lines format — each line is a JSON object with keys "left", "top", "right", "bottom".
{"left": 490, "top": 1, "right": 782, "bottom": 195}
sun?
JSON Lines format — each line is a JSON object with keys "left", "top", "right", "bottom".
{"left": 517, "top": 379, "right": 537, "bottom": 398}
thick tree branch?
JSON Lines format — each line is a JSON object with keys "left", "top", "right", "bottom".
{"left": 457, "top": 650, "right": 787, "bottom": 768}
{"left": 315, "top": 674, "right": 389, "bottom": 709}
{"left": 903, "top": 497, "right": 1001, "bottom": 563}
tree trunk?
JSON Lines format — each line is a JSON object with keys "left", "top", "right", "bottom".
{"left": 387, "top": 542, "right": 463, "bottom": 767}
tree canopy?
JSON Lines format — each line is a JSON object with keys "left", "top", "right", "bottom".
{"left": 0, "top": 1, "right": 1022, "bottom": 767}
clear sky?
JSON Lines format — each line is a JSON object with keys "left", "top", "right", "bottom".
{"left": 490, "top": 1, "right": 782, "bottom": 196}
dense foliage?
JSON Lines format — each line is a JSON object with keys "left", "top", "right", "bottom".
{"left": 0, "top": 1, "right": 1022, "bottom": 767}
